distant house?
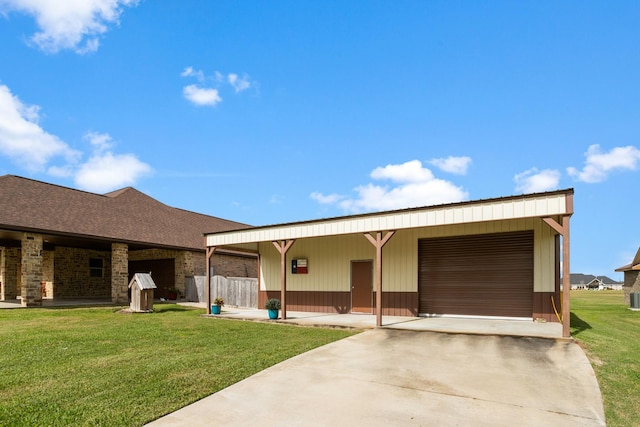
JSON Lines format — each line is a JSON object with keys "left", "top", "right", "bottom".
{"left": 0, "top": 175, "right": 257, "bottom": 306}
{"left": 615, "top": 247, "right": 640, "bottom": 304}
{"left": 569, "top": 274, "right": 622, "bottom": 290}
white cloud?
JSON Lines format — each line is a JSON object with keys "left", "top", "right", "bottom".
{"left": 183, "top": 84, "right": 222, "bottom": 107}
{"left": 269, "top": 194, "right": 283, "bottom": 204}
{"left": 181, "top": 66, "right": 205, "bottom": 82}
{"left": 75, "top": 151, "right": 151, "bottom": 193}
{"left": 48, "top": 164, "right": 75, "bottom": 177}
{"left": 0, "top": 84, "right": 151, "bottom": 191}
{"left": 567, "top": 144, "right": 640, "bottom": 183}
{"left": 310, "top": 192, "right": 345, "bottom": 204}
{"left": 74, "top": 131, "right": 151, "bottom": 192}
{"left": 371, "top": 160, "right": 434, "bottom": 183}
{"left": 514, "top": 168, "right": 561, "bottom": 193}
{"left": 181, "top": 68, "right": 254, "bottom": 107}
{"left": 0, "top": 84, "right": 79, "bottom": 171}
{"left": 429, "top": 156, "right": 472, "bottom": 175}
{"left": 0, "top": 0, "right": 139, "bottom": 54}
{"left": 312, "top": 160, "right": 468, "bottom": 214}
{"left": 84, "top": 131, "right": 113, "bottom": 152}
{"left": 228, "top": 73, "right": 251, "bottom": 93}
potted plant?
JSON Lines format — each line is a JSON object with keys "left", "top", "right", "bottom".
{"left": 264, "top": 298, "right": 281, "bottom": 319}
{"left": 212, "top": 297, "right": 224, "bottom": 315}
{"left": 167, "top": 288, "right": 179, "bottom": 300}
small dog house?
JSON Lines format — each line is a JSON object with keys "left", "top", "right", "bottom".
{"left": 129, "top": 273, "right": 157, "bottom": 312}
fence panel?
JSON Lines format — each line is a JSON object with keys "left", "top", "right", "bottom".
{"left": 185, "top": 275, "right": 258, "bottom": 308}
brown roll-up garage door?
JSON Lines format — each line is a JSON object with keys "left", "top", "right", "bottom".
{"left": 419, "top": 231, "right": 533, "bottom": 318}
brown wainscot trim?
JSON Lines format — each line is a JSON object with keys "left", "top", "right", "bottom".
{"left": 372, "top": 292, "right": 419, "bottom": 316}
{"left": 259, "top": 291, "right": 418, "bottom": 316}
{"left": 532, "top": 291, "right": 562, "bottom": 323}
{"left": 260, "top": 291, "right": 351, "bottom": 314}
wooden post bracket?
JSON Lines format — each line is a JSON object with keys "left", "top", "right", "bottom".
{"left": 272, "top": 240, "right": 295, "bottom": 319}
{"left": 542, "top": 216, "right": 571, "bottom": 338}
{"left": 364, "top": 231, "right": 395, "bottom": 327}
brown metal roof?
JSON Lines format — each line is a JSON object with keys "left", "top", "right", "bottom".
{"left": 0, "top": 175, "right": 250, "bottom": 251}
{"left": 204, "top": 187, "right": 574, "bottom": 236}
{"left": 128, "top": 273, "right": 157, "bottom": 290}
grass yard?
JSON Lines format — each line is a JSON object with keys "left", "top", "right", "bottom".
{"left": 0, "top": 304, "right": 357, "bottom": 426}
{"left": 570, "top": 290, "right": 640, "bottom": 427}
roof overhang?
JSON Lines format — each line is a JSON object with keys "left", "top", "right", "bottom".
{"left": 0, "top": 227, "right": 203, "bottom": 252}
{"left": 205, "top": 189, "right": 574, "bottom": 249}
{"left": 616, "top": 246, "right": 640, "bottom": 272}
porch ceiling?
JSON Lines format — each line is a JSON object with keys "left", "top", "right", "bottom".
{"left": 0, "top": 228, "right": 162, "bottom": 251}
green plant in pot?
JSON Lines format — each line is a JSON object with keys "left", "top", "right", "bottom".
{"left": 212, "top": 297, "right": 224, "bottom": 315}
{"left": 264, "top": 298, "right": 281, "bottom": 319}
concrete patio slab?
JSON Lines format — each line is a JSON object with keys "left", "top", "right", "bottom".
{"left": 185, "top": 304, "right": 564, "bottom": 339}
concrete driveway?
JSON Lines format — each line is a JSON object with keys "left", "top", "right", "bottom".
{"left": 146, "top": 329, "right": 605, "bottom": 426}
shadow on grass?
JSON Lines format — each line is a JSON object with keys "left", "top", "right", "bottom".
{"left": 570, "top": 311, "right": 592, "bottom": 337}
{"left": 153, "top": 305, "right": 196, "bottom": 314}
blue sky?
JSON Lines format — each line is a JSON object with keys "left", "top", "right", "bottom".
{"left": 1, "top": 1, "right": 639, "bottom": 279}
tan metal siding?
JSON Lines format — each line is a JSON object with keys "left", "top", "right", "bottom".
{"left": 258, "top": 236, "right": 373, "bottom": 292}
{"left": 258, "top": 219, "right": 557, "bottom": 295}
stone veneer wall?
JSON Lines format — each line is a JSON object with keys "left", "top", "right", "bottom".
{"left": 211, "top": 252, "right": 258, "bottom": 278}
{"left": 623, "top": 270, "right": 640, "bottom": 305}
{"left": 1, "top": 247, "right": 20, "bottom": 300}
{"left": 111, "top": 243, "right": 129, "bottom": 304}
{"left": 21, "top": 233, "right": 43, "bottom": 307}
{"left": 2, "top": 241, "right": 256, "bottom": 302}
{"left": 42, "top": 250, "right": 54, "bottom": 298}
{"left": 54, "top": 247, "right": 111, "bottom": 298}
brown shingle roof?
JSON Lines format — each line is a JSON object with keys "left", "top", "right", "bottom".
{"left": 0, "top": 175, "right": 250, "bottom": 250}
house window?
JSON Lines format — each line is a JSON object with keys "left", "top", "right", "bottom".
{"left": 90, "top": 258, "right": 104, "bottom": 278}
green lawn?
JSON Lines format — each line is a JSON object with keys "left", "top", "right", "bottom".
{"left": 570, "top": 290, "right": 640, "bottom": 427}
{"left": 0, "top": 304, "right": 357, "bottom": 426}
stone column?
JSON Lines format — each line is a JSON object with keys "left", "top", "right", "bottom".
{"left": 175, "top": 251, "right": 190, "bottom": 294}
{"left": 111, "top": 243, "right": 129, "bottom": 304}
{"left": 1, "top": 247, "right": 21, "bottom": 300}
{"left": 184, "top": 251, "right": 195, "bottom": 275}
{"left": 42, "top": 250, "right": 55, "bottom": 298}
{"left": 21, "top": 234, "right": 43, "bottom": 307}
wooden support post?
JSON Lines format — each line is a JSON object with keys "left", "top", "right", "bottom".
{"left": 205, "top": 246, "right": 216, "bottom": 315}
{"left": 543, "top": 216, "right": 571, "bottom": 338}
{"left": 272, "top": 240, "right": 295, "bottom": 319}
{"left": 364, "top": 230, "right": 395, "bottom": 327}
{"left": 561, "top": 216, "right": 571, "bottom": 338}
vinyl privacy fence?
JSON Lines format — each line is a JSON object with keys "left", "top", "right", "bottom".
{"left": 185, "top": 275, "right": 258, "bottom": 308}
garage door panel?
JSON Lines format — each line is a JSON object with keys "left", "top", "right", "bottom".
{"left": 419, "top": 231, "right": 533, "bottom": 318}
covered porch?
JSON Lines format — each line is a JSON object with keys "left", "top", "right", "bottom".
{"left": 204, "top": 190, "right": 574, "bottom": 338}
